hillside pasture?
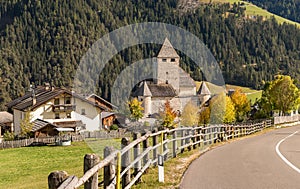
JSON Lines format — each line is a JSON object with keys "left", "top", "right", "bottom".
{"left": 195, "top": 82, "right": 262, "bottom": 104}
{"left": 201, "top": 0, "right": 300, "bottom": 27}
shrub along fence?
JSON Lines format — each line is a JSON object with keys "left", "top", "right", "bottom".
{"left": 48, "top": 120, "right": 272, "bottom": 189}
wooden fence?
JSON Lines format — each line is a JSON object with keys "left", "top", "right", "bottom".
{"left": 0, "top": 130, "right": 129, "bottom": 150}
{"left": 273, "top": 115, "right": 300, "bottom": 125}
{"left": 0, "top": 135, "right": 84, "bottom": 149}
{"left": 48, "top": 120, "right": 272, "bottom": 189}
{"left": 81, "top": 129, "right": 130, "bottom": 139}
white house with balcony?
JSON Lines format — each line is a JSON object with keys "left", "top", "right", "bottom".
{"left": 7, "top": 84, "right": 115, "bottom": 136}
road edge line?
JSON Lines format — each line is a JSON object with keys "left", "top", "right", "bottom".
{"left": 275, "top": 131, "right": 300, "bottom": 174}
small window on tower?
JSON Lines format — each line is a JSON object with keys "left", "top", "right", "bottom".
{"left": 55, "top": 113, "right": 60, "bottom": 119}
{"left": 54, "top": 98, "right": 59, "bottom": 105}
{"left": 65, "top": 97, "right": 71, "bottom": 104}
{"left": 171, "top": 58, "right": 175, "bottom": 62}
{"left": 166, "top": 72, "right": 168, "bottom": 75}
{"left": 166, "top": 80, "right": 169, "bottom": 84}
{"left": 162, "top": 58, "right": 167, "bottom": 62}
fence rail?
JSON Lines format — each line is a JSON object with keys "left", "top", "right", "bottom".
{"left": 49, "top": 120, "right": 273, "bottom": 189}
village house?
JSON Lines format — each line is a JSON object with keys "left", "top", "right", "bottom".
{"left": 132, "top": 38, "right": 211, "bottom": 117}
{"left": 0, "top": 111, "right": 13, "bottom": 141}
{"left": 6, "top": 84, "right": 116, "bottom": 136}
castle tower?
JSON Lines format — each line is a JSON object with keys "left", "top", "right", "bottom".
{"left": 135, "top": 81, "right": 152, "bottom": 117}
{"left": 156, "top": 38, "right": 180, "bottom": 93}
{"left": 198, "top": 82, "right": 211, "bottom": 105}
{"left": 142, "top": 82, "right": 152, "bottom": 117}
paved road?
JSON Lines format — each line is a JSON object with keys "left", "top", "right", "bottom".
{"left": 180, "top": 126, "right": 300, "bottom": 189}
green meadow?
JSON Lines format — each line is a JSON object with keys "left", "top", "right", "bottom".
{"left": 0, "top": 139, "right": 121, "bottom": 189}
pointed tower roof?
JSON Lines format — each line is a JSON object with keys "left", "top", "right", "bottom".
{"left": 198, "top": 82, "right": 211, "bottom": 95}
{"left": 133, "top": 81, "right": 152, "bottom": 97}
{"left": 157, "top": 38, "right": 180, "bottom": 58}
{"left": 142, "top": 81, "right": 152, "bottom": 97}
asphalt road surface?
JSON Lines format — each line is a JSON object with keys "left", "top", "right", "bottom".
{"left": 180, "top": 125, "right": 300, "bottom": 189}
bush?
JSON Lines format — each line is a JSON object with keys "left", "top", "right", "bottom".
{"left": 110, "top": 124, "right": 118, "bottom": 130}
{"left": 3, "top": 131, "right": 15, "bottom": 141}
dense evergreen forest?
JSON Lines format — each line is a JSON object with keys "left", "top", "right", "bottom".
{"left": 247, "top": 0, "right": 300, "bottom": 23}
{"left": 1, "top": 0, "right": 300, "bottom": 110}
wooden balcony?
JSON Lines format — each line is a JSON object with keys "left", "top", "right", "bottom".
{"left": 52, "top": 104, "right": 76, "bottom": 112}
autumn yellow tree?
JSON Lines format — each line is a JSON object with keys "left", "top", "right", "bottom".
{"left": 128, "top": 98, "right": 144, "bottom": 121}
{"left": 160, "top": 100, "right": 177, "bottom": 129}
{"left": 198, "top": 107, "right": 210, "bottom": 125}
{"left": 230, "top": 88, "right": 251, "bottom": 122}
{"left": 262, "top": 75, "right": 300, "bottom": 115}
{"left": 209, "top": 93, "right": 236, "bottom": 124}
{"left": 20, "top": 111, "right": 34, "bottom": 138}
{"left": 223, "top": 96, "right": 236, "bottom": 124}
{"left": 181, "top": 101, "right": 198, "bottom": 126}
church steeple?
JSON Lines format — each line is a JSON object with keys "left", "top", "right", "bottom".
{"left": 198, "top": 82, "right": 211, "bottom": 105}
{"left": 156, "top": 38, "right": 180, "bottom": 92}
{"left": 157, "top": 38, "right": 180, "bottom": 59}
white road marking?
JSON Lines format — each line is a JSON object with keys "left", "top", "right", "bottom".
{"left": 275, "top": 131, "right": 300, "bottom": 174}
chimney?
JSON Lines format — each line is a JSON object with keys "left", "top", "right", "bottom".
{"left": 45, "top": 83, "right": 50, "bottom": 90}
{"left": 32, "top": 90, "right": 36, "bottom": 106}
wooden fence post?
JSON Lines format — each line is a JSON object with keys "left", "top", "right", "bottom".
{"left": 198, "top": 127, "right": 202, "bottom": 147}
{"left": 142, "top": 132, "right": 149, "bottom": 167}
{"left": 180, "top": 128, "right": 185, "bottom": 153}
{"left": 173, "top": 130, "right": 177, "bottom": 157}
{"left": 203, "top": 128, "right": 207, "bottom": 145}
{"left": 48, "top": 171, "right": 69, "bottom": 189}
{"left": 192, "top": 127, "right": 196, "bottom": 149}
{"left": 104, "top": 147, "right": 116, "bottom": 189}
{"left": 163, "top": 132, "right": 168, "bottom": 160}
{"left": 187, "top": 128, "right": 192, "bottom": 151}
{"left": 152, "top": 129, "right": 158, "bottom": 165}
{"left": 84, "top": 154, "right": 100, "bottom": 189}
{"left": 133, "top": 132, "right": 141, "bottom": 183}
{"left": 212, "top": 127, "right": 216, "bottom": 143}
{"left": 121, "top": 137, "right": 131, "bottom": 189}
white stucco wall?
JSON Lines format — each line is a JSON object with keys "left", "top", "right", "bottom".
{"left": 178, "top": 87, "right": 197, "bottom": 97}
{"left": 13, "top": 93, "right": 102, "bottom": 133}
{"left": 13, "top": 109, "right": 23, "bottom": 134}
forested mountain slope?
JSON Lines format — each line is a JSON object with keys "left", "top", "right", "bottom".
{"left": 247, "top": 0, "right": 300, "bottom": 23}
{"left": 1, "top": 0, "right": 300, "bottom": 110}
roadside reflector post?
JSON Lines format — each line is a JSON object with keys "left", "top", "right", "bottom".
{"left": 158, "top": 154, "right": 164, "bottom": 183}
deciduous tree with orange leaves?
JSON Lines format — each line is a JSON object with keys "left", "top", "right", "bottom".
{"left": 160, "top": 100, "right": 177, "bottom": 129}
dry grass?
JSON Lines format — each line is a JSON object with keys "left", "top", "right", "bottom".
{"left": 131, "top": 147, "right": 206, "bottom": 189}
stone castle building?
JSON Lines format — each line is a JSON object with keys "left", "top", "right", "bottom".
{"left": 132, "top": 38, "right": 211, "bottom": 117}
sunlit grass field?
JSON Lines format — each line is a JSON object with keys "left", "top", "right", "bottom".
{"left": 200, "top": 0, "right": 300, "bottom": 27}
{"left": 196, "top": 81, "right": 262, "bottom": 104}
{"left": 0, "top": 139, "right": 121, "bottom": 189}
